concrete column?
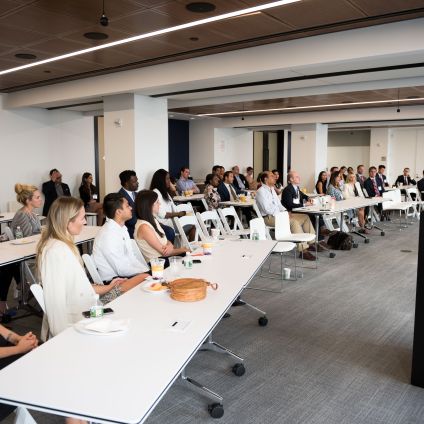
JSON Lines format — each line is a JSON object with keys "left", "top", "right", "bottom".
{"left": 103, "top": 94, "right": 168, "bottom": 193}
{"left": 291, "top": 123, "right": 328, "bottom": 191}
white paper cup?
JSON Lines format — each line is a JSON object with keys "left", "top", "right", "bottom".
{"left": 283, "top": 268, "right": 291, "bottom": 280}
{"left": 211, "top": 228, "right": 220, "bottom": 240}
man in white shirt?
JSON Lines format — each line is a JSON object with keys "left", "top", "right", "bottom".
{"left": 93, "top": 193, "right": 150, "bottom": 283}
{"left": 255, "top": 171, "right": 316, "bottom": 260}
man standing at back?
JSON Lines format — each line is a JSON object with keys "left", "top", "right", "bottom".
{"left": 118, "top": 170, "right": 139, "bottom": 238}
{"left": 42, "top": 169, "right": 71, "bottom": 216}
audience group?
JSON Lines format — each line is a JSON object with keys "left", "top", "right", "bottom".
{"left": 1, "top": 162, "right": 424, "bottom": 424}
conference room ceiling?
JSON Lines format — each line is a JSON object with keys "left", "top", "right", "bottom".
{"left": 0, "top": 0, "right": 424, "bottom": 93}
{"left": 169, "top": 86, "right": 424, "bottom": 116}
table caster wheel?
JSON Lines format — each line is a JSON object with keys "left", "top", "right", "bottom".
{"left": 353, "top": 243, "right": 358, "bottom": 248}
{"left": 381, "top": 231, "right": 385, "bottom": 236}
{"left": 232, "top": 363, "right": 245, "bottom": 377}
{"left": 364, "top": 239, "right": 370, "bottom": 244}
{"left": 208, "top": 403, "right": 224, "bottom": 419}
{"left": 258, "top": 316, "right": 268, "bottom": 327}
{"left": 329, "top": 252, "right": 336, "bottom": 258}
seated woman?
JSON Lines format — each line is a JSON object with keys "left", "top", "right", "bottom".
{"left": 149, "top": 169, "right": 195, "bottom": 243}
{"left": 79, "top": 172, "right": 104, "bottom": 226}
{"left": 203, "top": 173, "right": 221, "bottom": 210}
{"left": 36, "top": 197, "right": 145, "bottom": 338}
{"left": 315, "top": 171, "right": 328, "bottom": 195}
{"left": 272, "top": 169, "right": 283, "bottom": 196}
{"left": 0, "top": 184, "right": 42, "bottom": 322}
{"left": 327, "top": 171, "right": 344, "bottom": 201}
{"left": 134, "top": 190, "right": 188, "bottom": 265}
{"left": 343, "top": 173, "right": 369, "bottom": 234}
{"left": 0, "top": 324, "right": 38, "bottom": 421}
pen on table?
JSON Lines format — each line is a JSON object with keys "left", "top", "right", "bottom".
{"left": 172, "top": 321, "right": 178, "bottom": 327}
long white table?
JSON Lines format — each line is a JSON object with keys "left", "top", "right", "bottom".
{"left": 0, "top": 212, "right": 16, "bottom": 225}
{"left": 0, "top": 225, "right": 100, "bottom": 267}
{"left": 0, "top": 238, "right": 276, "bottom": 423}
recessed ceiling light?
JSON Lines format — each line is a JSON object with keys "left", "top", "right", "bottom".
{"left": 190, "top": 37, "right": 199, "bottom": 41}
{"left": 0, "top": 0, "right": 301, "bottom": 76}
{"left": 84, "top": 32, "right": 109, "bottom": 40}
{"left": 186, "top": 2, "right": 216, "bottom": 13}
{"left": 14, "top": 53, "right": 37, "bottom": 60}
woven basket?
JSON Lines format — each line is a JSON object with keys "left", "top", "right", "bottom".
{"left": 168, "top": 278, "right": 218, "bottom": 302}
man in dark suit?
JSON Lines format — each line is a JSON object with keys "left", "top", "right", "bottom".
{"left": 364, "top": 166, "right": 385, "bottom": 198}
{"left": 394, "top": 167, "right": 417, "bottom": 187}
{"left": 42, "top": 169, "right": 71, "bottom": 216}
{"left": 377, "top": 165, "right": 389, "bottom": 187}
{"left": 231, "top": 165, "right": 247, "bottom": 192}
{"left": 118, "top": 170, "right": 139, "bottom": 239}
{"left": 417, "top": 171, "right": 424, "bottom": 200}
{"left": 356, "top": 164, "right": 366, "bottom": 187}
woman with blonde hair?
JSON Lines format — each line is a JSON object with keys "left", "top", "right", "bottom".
{"left": 11, "top": 183, "right": 42, "bottom": 237}
{"left": 343, "top": 173, "right": 369, "bottom": 234}
{"left": 37, "top": 197, "right": 142, "bottom": 339}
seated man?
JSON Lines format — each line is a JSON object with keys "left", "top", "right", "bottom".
{"left": 356, "top": 164, "right": 366, "bottom": 187}
{"left": 377, "top": 164, "right": 389, "bottom": 187}
{"left": 232, "top": 165, "right": 248, "bottom": 192}
{"left": 118, "top": 169, "right": 139, "bottom": 239}
{"left": 255, "top": 171, "right": 315, "bottom": 260}
{"left": 364, "top": 166, "right": 385, "bottom": 198}
{"left": 218, "top": 171, "right": 252, "bottom": 223}
{"left": 176, "top": 166, "right": 200, "bottom": 194}
{"left": 282, "top": 170, "right": 328, "bottom": 242}
{"left": 93, "top": 193, "right": 150, "bottom": 283}
{"left": 395, "top": 167, "right": 417, "bottom": 187}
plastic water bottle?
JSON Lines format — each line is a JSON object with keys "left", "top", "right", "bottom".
{"left": 252, "top": 229, "right": 260, "bottom": 241}
{"left": 184, "top": 252, "right": 193, "bottom": 269}
{"left": 15, "top": 226, "right": 23, "bottom": 239}
{"left": 90, "top": 294, "right": 104, "bottom": 318}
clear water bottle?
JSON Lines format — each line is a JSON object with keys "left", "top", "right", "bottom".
{"left": 184, "top": 252, "right": 193, "bottom": 269}
{"left": 252, "top": 229, "right": 260, "bottom": 241}
{"left": 90, "top": 294, "right": 104, "bottom": 318}
{"left": 15, "top": 226, "right": 23, "bottom": 239}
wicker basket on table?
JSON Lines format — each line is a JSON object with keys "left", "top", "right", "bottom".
{"left": 167, "top": 278, "right": 218, "bottom": 302}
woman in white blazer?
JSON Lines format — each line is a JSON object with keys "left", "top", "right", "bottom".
{"left": 343, "top": 173, "right": 369, "bottom": 234}
{"left": 36, "top": 197, "right": 124, "bottom": 338}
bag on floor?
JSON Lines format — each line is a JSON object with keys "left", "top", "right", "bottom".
{"left": 327, "top": 231, "right": 353, "bottom": 250}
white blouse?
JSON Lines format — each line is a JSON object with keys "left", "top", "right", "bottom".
{"left": 153, "top": 188, "right": 174, "bottom": 227}
{"left": 40, "top": 239, "right": 96, "bottom": 336}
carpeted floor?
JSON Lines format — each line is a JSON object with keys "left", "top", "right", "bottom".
{"left": 2, "top": 221, "right": 424, "bottom": 424}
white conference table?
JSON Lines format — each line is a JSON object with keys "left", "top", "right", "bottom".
{"left": 0, "top": 238, "right": 276, "bottom": 423}
{"left": 0, "top": 225, "right": 100, "bottom": 267}
{"left": 219, "top": 200, "right": 261, "bottom": 221}
{"left": 0, "top": 212, "right": 16, "bottom": 225}
{"left": 173, "top": 194, "right": 205, "bottom": 202}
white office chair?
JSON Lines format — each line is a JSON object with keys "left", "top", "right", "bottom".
{"left": 30, "top": 283, "right": 45, "bottom": 313}
{"left": 4, "top": 226, "right": 14, "bottom": 240}
{"left": 382, "top": 189, "right": 411, "bottom": 229}
{"left": 173, "top": 215, "right": 207, "bottom": 250}
{"left": 405, "top": 187, "right": 423, "bottom": 217}
{"left": 218, "top": 206, "right": 250, "bottom": 237}
{"left": 249, "top": 217, "right": 272, "bottom": 240}
{"left": 82, "top": 254, "right": 103, "bottom": 284}
{"left": 274, "top": 211, "right": 316, "bottom": 269}
{"left": 196, "top": 210, "right": 226, "bottom": 237}
{"left": 355, "top": 182, "right": 365, "bottom": 198}
{"left": 171, "top": 202, "right": 194, "bottom": 214}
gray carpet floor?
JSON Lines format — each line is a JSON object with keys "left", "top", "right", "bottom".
{"left": 2, "top": 221, "right": 424, "bottom": 424}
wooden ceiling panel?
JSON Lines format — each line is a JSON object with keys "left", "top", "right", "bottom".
{"left": 348, "top": 0, "right": 424, "bottom": 16}
{"left": 169, "top": 86, "right": 424, "bottom": 116}
{"left": 0, "top": 5, "right": 88, "bottom": 36}
{"left": 264, "top": 0, "right": 366, "bottom": 29}
{"left": 206, "top": 12, "right": 293, "bottom": 39}
{"left": 0, "top": 24, "right": 47, "bottom": 47}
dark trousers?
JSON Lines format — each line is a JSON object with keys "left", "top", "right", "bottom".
{"left": 0, "top": 338, "right": 23, "bottom": 419}
{"left": 160, "top": 224, "right": 175, "bottom": 244}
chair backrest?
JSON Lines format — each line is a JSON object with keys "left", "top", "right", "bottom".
{"left": 354, "top": 182, "right": 365, "bottom": 198}
{"left": 392, "top": 188, "right": 402, "bottom": 203}
{"left": 4, "top": 226, "right": 14, "bottom": 240}
{"left": 171, "top": 202, "right": 194, "bottom": 214}
{"left": 130, "top": 239, "right": 149, "bottom": 269}
{"left": 217, "top": 206, "right": 244, "bottom": 233}
{"left": 249, "top": 218, "right": 267, "bottom": 240}
{"left": 406, "top": 187, "right": 418, "bottom": 202}
{"left": 274, "top": 211, "right": 293, "bottom": 240}
{"left": 30, "top": 284, "right": 46, "bottom": 313}
{"left": 82, "top": 254, "right": 103, "bottom": 284}
{"left": 382, "top": 190, "right": 395, "bottom": 210}
{"left": 196, "top": 210, "right": 226, "bottom": 236}
{"left": 173, "top": 215, "right": 207, "bottom": 250}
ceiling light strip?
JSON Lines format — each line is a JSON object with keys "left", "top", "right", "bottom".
{"left": 197, "top": 97, "right": 424, "bottom": 116}
{"left": 0, "top": 0, "right": 300, "bottom": 76}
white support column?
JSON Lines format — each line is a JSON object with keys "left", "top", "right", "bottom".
{"left": 291, "top": 124, "right": 328, "bottom": 191}
{"left": 103, "top": 94, "right": 168, "bottom": 193}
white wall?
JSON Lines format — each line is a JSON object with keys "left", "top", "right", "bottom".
{"left": 0, "top": 95, "right": 95, "bottom": 212}
{"left": 214, "top": 128, "right": 253, "bottom": 174}
{"left": 189, "top": 119, "right": 216, "bottom": 179}
{"left": 327, "top": 130, "right": 370, "bottom": 170}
